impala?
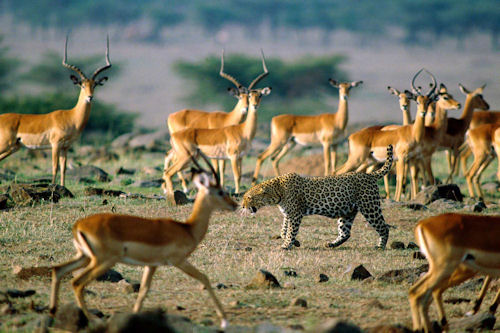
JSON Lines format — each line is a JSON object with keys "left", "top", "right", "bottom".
{"left": 165, "top": 50, "right": 268, "bottom": 191}
{"left": 438, "top": 84, "right": 489, "bottom": 183}
{"left": 0, "top": 35, "right": 111, "bottom": 186}
{"left": 163, "top": 71, "right": 271, "bottom": 204}
{"left": 409, "top": 213, "right": 500, "bottom": 333}
{"left": 49, "top": 154, "right": 237, "bottom": 329}
{"left": 464, "top": 122, "right": 500, "bottom": 199}
{"left": 251, "top": 78, "right": 363, "bottom": 184}
{"left": 334, "top": 69, "right": 437, "bottom": 201}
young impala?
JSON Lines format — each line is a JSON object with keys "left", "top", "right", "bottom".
{"left": 0, "top": 35, "right": 111, "bottom": 186}
{"left": 49, "top": 154, "right": 238, "bottom": 329}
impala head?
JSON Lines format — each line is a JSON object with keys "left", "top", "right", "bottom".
{"left": 63, "top": 35, "right": 112, "bottom": 103}
{"left": 329, "top": 79, "right": 363, "bottom": 100}
{"left": 459, "top": 83, "right": 489, "bottom": 111}
{"left": 410, "top": 68, "right": 437, "bottom": 115}
{"left": 191, "top": 152, "right": 238, "bottom": 211}
{"left": 248, "top": 87, "right": 272, "bottom": 110}
{"left": 435, "top": 83, "right": 461, "bottom": 110}
{"left": 220, "top": 49, "right": 250, "bottom": 115}
{"left": 388, "top": 86, "right": 413, "bottom": 112}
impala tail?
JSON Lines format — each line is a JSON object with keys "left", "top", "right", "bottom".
{"left": 370, "top": 145, "right": 393, "bottom": 179}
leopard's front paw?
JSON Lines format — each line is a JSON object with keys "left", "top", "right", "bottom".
{"left": 281, "top": 244, "right": 293, "bottom": 250}
{"left": 293, "top": 239, "right": 301, "bottom": 247}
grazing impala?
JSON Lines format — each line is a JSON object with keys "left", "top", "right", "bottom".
{"left": 251, "top": 78, "right": 363, "bottom": 184}
{"left": 409, "top": 213, "right": 500, "bottom": 333}
{"left": 50, "top": 154, "right": 237, "bottom": 329}
{"left": 165, "top": 50, "right": 268, "bottom": 191}
{"left": 0, "top": 35, "right": 111, "bottom": 186}
{"left": 335, "top": 69, "right": 437, "bottom": 201}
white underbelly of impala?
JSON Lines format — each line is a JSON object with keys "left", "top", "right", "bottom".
{"left": 18, "top": 132, "right": 52, "bottom": 149}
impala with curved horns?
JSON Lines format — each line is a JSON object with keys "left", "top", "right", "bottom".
{"left": 335, "top": 69, "right": 437, "bottom": 201}
{"left": 165, "top": 50, "right": 268, "bottom": 190}
{"left": 251, "top": 78, "right": 363, "bottom": 184}
{"left": 409, "top": 213, "right": 500, "bottom": 333}
{"left": 50, "top": 153, "right": 237, "bottom": 329}
{"left": 0, "top": 35, "right": 111, "bottom": 186}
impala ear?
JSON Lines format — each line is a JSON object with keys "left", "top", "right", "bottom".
{"left": 260, "top": 87, "right": 272, "bottom": 95}
{"left": 96, "top": 76, "right": 108, "bottom": 86}
{"left": 458, "top": 83, "right": 470, "bottom": 95}
{"left": 387, "top": 86, "right": 400, "bottom": 96}
{"left": 351, "top": 80, "right": 363, "bottom": 87}
{"left": 227, "top": 87, "right": 239, "bottom": 97}
{"left": 404, "top": 90, "right": 415, "bottom": 100}
{"left": 193, "top": 172, "right": 211, "bottom": 190}
{"left": 70, "top": 75, "right": 80, "bottom": 85}
{"left": 328, "top": 78, "right": 339, "bottom": 87}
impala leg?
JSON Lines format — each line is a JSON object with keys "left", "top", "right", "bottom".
{"left": 175, "top": 260, "right": 228, "bottom": 328}
{"left": 0, "top": 141, "right": 21, "bottom": 162}
{"left": 162, "top": 155, "right": 191, "bottom": 204}
{"left": 59, "top": 148, "right": 68, "bottom": 186}
{"left": 409, "top": 162, "right": 419, "bottom": 200}
{"left": 252, "top": 140, "right": 286, "bottom": 184}
{"left": 330, "top": 144, "right": 337, "bottom": 174}
{"left": 219, "top": 160, "right": 226, "bottom": 187}
{"left": 271, "top": 141, "right": 296, "bottom": 177}
{"left": 384, "top": 174, "right": 391, "bottom": 199}
{"left": 423, "top": 156, "right": 435, "bottom": 186}
{"left": 322, "top": 142, "right": 332, "bottom": 176}
{"left": 446, "top": 148, "right": 460, "bottom": 184}
{"left": 487, "top": 280, "right": 500, "bottom": 315}
{"left": 51, "top": 145, "right": 61, "bottom": 185}
{"left": 230, "top": 156, "right": 241, "bottom": 194}
{"left": 460, "top": 147, "right": 472, "bottom": 176}
{"left": 132, "top": 265, "right": 157, "bottom": 313}
{"left": 465, "top": 152, "right": 488, "bottom": 198}
{"left": 71, "top": 258, "right": 118, "bottom": 319}
{"left": 473, "top": 154, "right": 494, "bottom": 200}
{"left": 49, "top": 252, "right": 90, "bottom": 316}
{"left": 394, "top": 159, "right": 405, "bottom": 202}
{"left": 468, "top": 276, "right": 492, "bottom": 315}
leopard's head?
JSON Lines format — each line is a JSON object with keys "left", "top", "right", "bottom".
{"left": 241, "top": 181, "right": 281, "bottom": 215}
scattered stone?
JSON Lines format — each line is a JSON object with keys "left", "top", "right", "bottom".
{"left": 6, "top": 289, "right": 36, "bottom": 298}
{"left": 245, "top": 247, "right": 253, "bottom": 252}
{"left": 52, "top": 303, "right": 88, "bottom": 332}
{"left": 450, "top": 312, "right": 496, "bottom": 332}
{"left": 291, "top": 297, "right": 308, "bottom": 308}
{"left": 283, "top": 282, "right": 296, "bottom": 289}
{"left": 472, "top": 200, "right": 487, "bottom": 212}
{"left": 117, "top": 279, "right": 138, "bottom": 294}
{"left": 66, "top": 165, "right": 110, "bottom": 182}
{"left": 315, "top": 318, "right": 363, "bottom": 333}
{"left": 414, "top": 184, "right": 463, "bottom": 205}
{"left": 428, "top": 198, "right": 464, "bottom": 210}
{"left": 444, "top": 297, "right": 470, "bottom": 304}
{"left": 378, "top": 264, "right": 429, "bottom": 284}
{"left": 12, "top": 266, "right": 51, "bottom": 280}
{"left": 216, "top": 283, "right": 228, "bottom": 289}
{"left": 318, "top": 273, "right": 329, "bottom": 283}
{"left": 390, "top": 241, "right": 405, "bottom": 250}
{"left": 0, "top": 193, "right": 9, "bottom": 209}
{"left": 173, "top": 190, "right": 190, "bottom": 205}
{"left": 84, "top": 187, "right": 125, "bottom": 197}
{"left": 106, "top": 308, "right": 175, "bottom": 333}
{"left": 175, "top": 305, "right": 186, "bottom": 311}
{"left": 348, "top": 265, "right": 372, "bottom": 281}
{"left": 134, "top": 179, "right": 163, "bottom": 188}
{"left": 407, "top": 242, "right": 419, "bottom": 250}
{"left": 403, "top": 202, "right": 427, "bottom": 211}
{"left": 284, "top": 270, "right": 298, "bottom": 277}
{"left": 289, "top": 324, "right": 305, "bottom": 330}
{"left": 96, "top": 269, "right": 123, "bottom": 283}
{"left": 8, "top": 183, "right": 73, "bottom": 206}
{"left": 368, "top": 324, "right": 413, "bottom": 333}
{"left": 116, "top": 167, "right": 136, "bottom": 175}
{"left": 412, "top": 251, "right": 426, "bottom": 260}
{"left": 246, "top": 269, "right": 281, "bottom": 289}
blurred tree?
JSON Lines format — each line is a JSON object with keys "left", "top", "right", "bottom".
{"left": 0, "top": 36, "right": 20, "bottom": 92}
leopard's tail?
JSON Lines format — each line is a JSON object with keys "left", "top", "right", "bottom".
{"left": 370, "top": 145, "right": 393, "bottom": 179}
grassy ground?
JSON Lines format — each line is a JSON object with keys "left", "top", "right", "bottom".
{"left": 0, "top": 146, "right": 499, "bottom": 332}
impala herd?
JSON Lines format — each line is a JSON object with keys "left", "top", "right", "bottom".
{"left": 1, "top": 36, "right": 500, "bottom": 332}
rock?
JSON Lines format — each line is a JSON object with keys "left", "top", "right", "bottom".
{"left": 134, "top": 179, "right": 164, "bottom": 188}
{"left": 414, "top": 184, "right": 463, "bottom": 205}
{"left": 348, "top": 265, "right": 372, "bottom": 281}
{"left": 403, "top": 202, "right": 427, "bottom": 211}
{"left": 12, "top": 266, "right": 52, "bottom": 280}
{"left": 216, "top": 283, "right": 228, "bottom": 289}
{"left": 428, "top": 198, "right": 464, "bottom": 210}
{"left": 390, "top": 241, "right": 405, "bottom": 250}
{"left": 367, "top": 324, "right": 413, "bottom": 333}
{"left": 318, "top": 273, "right": 329, "bottom": 283}
{"left": 449, "top": 312, "right": 496, "bottom": 332}
{"left": 246, "top": 269, "right": 281, "bottom": 289}
{"left": 284, "top": 270, "right": 298, "bottom": 277}
{"left": 407, "top": 242, "right": 419, "bottom": 250}
{"left": 106, "top": 308, "right": 175, "bottom": 333}
{"left": 128, "top": 130, "right": 169, "bottom": 151}
{"left": 0, "top": 193, "right": 9, "bottom": 209}
{"left": 96, "top": 269, "right": 123, "bottom": 283}
{"left": 84, "top": 187, "right": 125, "bottom": 197}
{"left": 8, "top": 183, "right": 73, "bottom": 206}
{"left": 52, "top": 303, "right": 88, "bottom": 332}
{"left": 173, "top": 190, "right": 190, "bottom": 205}
{"left": 6, "top": 289, "right": 36, "bottom": 298}
{"left": 291, "top": 297, "right": 308, "bottom": 308}
{"left": 111, "top": 132, "right": 137, "bottom": 149}
{"left": 117, "top": 279, "right": 139, "bottom": 294}
{"left": 116, "top": 167, "right": 136, "bottom": 175}
{"left": 412, "top": 251, "right": 426, "bottom": 260}
{"left": 472, "top": 200, "right": 487, "bottom": 212}
{"left": 377, "top": 264, "right": 429, "bottom": 284}
{"left": 315, "top": 318, "right": 363, "bottom": 333}
{"left": 66, "top": 165, "right": 110, "bottom": 182}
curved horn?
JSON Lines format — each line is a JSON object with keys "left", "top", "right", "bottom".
{"left": 424, "top": 69, "right": 437, "bottom": 98}
{"left": 411, "top": 68, "right": 425, "bottom": 95}
{"left": 62, "top": 34, "right": 87, "bottom": 80}
{"left": 91, "top": 35, "right": 112, "bottom": 80}
{"left": 219, "top": 49, "right": 242, "bottom": 89}
{"left": 190, "top": 149, "right": 220, "bottom": 187}
{"left": 248, "top": 49, "right": 269, "bottom": 89}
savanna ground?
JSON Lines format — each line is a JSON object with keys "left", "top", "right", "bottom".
{"left": 1, "top": 143, "right": 500, "bottom": 332}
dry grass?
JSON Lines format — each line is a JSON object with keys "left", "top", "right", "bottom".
{"left": 1, "top": 147, "right": 500, "bottom": 332}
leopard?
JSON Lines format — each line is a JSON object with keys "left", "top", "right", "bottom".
{"left": 241, "top": 145, "right": 393, "bottom": 250}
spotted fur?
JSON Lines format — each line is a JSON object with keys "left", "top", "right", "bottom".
{"left": 242, "top": 145, "right": 393, "bottom": 249}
